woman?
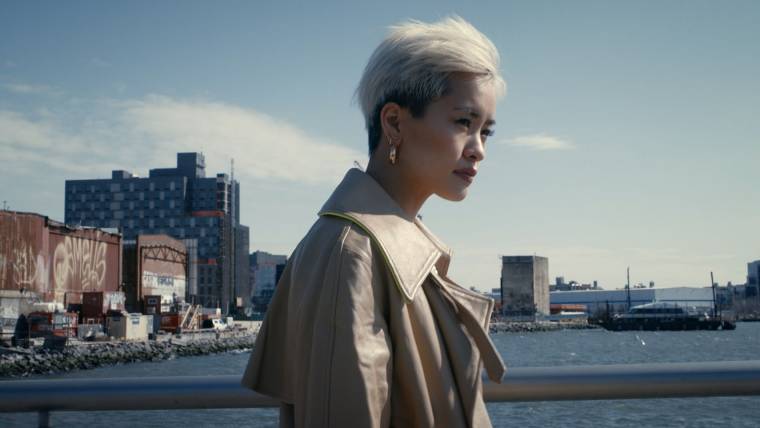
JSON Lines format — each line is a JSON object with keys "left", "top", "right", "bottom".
{"left": 242, "top": 16, "right": 506, "bottom": 428}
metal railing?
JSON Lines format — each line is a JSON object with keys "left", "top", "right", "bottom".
{"left": 2, "top": 360, "right": 760, "bottom": 427}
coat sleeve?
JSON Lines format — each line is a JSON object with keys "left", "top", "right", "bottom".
{"left": 299, "top": 226, "right": 393, "bottom": 428}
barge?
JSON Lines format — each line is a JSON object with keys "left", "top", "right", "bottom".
{"left": 599, "top": 302, "right": 736, "bottom": 331}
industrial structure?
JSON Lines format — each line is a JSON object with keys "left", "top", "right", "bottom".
{"left": 122, "top": 235, "right": 188, "bottom": 314}
{"left": 500, "top": 255, "right": 550, "bottom": 319}
{"left": 64, "top": 152, "right": 250, "bottom": 314}
{"left": 249, "top": 251, "right": 287, "bottom": 314}
{"left": 0, "top": 211, "right": 122, "bottom": 337}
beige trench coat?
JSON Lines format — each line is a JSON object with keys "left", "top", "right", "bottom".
{"left": 242, "top": 168, "right": 505, "bottom": 427}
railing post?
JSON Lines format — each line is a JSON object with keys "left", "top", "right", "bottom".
{"left": 38, "top": 410, "right": 50, "bottom": 428}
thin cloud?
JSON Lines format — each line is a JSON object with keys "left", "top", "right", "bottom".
{"left": 504, "top": 133, "right": 575, "bottom": 151}
{"left": 3, "top": 83, "right": 59, "bottom": 95}
{"left": 0, "top": 95, "right": 364, "bottom": 184}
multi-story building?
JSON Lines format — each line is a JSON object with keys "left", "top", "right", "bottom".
{"left": 500, "top": 255, "right": 550, "bottom": 319}
{"left": 64, "top": 152, "right": 250, "bottom": 314}
{"left": 249, "top": 251, "right": 287, "bottom": 314}
{"left": 748, "top": 260, "right": 760, "bottom": 297}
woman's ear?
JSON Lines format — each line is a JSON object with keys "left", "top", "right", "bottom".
{"left": 380, "top": 102, "right": 402, "bottom": 142}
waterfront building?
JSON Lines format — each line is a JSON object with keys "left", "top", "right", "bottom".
{"left": 249, "top": 251, "right": 287, "bottom": 313}
{"left": 64, "top": 153, "right": 250, "bottom": 314}
{"left": 500, "top": 255, "right": 550, "bottom": 319}
{"left": 550, "top": 287, "right": 716, "bottom": 317}
{"left": 0, "top": 210, "right": 122, "bottom": 331}
{"left": 121, "top": 234, "right": 188, "bottom": 313}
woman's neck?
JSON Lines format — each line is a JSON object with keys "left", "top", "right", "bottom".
{"left": 365, "top": 156, "right": 430, "bottom": 220}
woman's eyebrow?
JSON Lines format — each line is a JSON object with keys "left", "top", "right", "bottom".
{"left": 454, "top": 107, "right": 496, "bottom": 126}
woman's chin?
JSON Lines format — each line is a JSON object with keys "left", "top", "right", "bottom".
{"left": 437, "top": 188, "right": 468, "bottom": 202}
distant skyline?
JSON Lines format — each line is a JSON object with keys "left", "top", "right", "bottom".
{"left": 1, "top": 1, "right": 758, "bottom": 291}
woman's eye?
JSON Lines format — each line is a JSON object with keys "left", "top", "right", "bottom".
{"left": 456, "top": 118, "right": 471, "bottom": 128}
{"left": 481, "top": 129, "right": 495, "bottom": 138}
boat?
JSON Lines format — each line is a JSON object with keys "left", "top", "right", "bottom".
{"left": 599, "top": 302, "right": 736, "bottom": 331}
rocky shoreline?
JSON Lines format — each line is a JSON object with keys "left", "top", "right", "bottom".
{"left": 0, "top": 332, "right": 255, "bottom": 378}
{"left": 490, "top": 321, "right": 600, "bottom": 333}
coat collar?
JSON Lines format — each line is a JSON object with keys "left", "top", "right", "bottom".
{"left": 319, "top": 168, "right": 453, "bottom": 301}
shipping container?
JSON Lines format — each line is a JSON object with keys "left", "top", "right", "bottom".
{"left": 159, "top": 313, "right": 180, "bottom": 333}
{"left": 82, "top": 291, "right": 126, "bottom": 318}
{"left": 143, "top": 295, "right": 162, "bottom": 315}
{"left": 27, "top": 311, "right": 78, "bottom": 338}
{"left": 106, "top": 313, "right": 150, "bottom": 340}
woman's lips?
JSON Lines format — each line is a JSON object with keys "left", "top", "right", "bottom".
{"left": 453, "top": 168, "right": 477, "bottom": 184}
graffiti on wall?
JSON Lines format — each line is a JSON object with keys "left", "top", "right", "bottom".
{"left": 53, "top": 237, "right": 107, "bottom": 291}
{"left": 0, "top": 215, "right": 47, "bottom": 291}
{"left": 12, "top": 244, "right": 46, "bottom": 288}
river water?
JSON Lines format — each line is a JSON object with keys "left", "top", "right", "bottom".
{"left": 3, "top": 323, "right": 760, "bottom": 427}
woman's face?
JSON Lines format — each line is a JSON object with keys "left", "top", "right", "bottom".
{"left": 398, "top": 75, "right": 497, "bottom": 202}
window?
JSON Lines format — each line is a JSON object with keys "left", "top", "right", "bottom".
{"left": 129, "top": 201, "right": 134, "bottom": 210}
{"left": 149, "top": 201, "right": 155, "bottom": 209}
{"left": 99, "top": 194, "right": 105, "bottom": 202}
{"left": 129, "top": 182, "right": 135, "bottom": 192}
{"left": 139, "top": 192, "right": 144, "bottom": 201}
{"left": 110, "top": 202, "right": 120, "bottom": 210}
{"left": 110, "top": 183, "right": 120, "bottom": 192}
{"left": 170, "top": 181, "right": 176, "bottom": 191}
{"left": 160, "top": 191, "right": 165, "bottom": 200}
{"left": 80, "top": 195, "right": 86, "bottom": 202}
{"left": 149, "top": 182, "right": 155, "bottom": 191}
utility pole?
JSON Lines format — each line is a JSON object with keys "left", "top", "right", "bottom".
{"left": 711, "top": 271, "right": 719, "bottom": 317}
{"left": 626, "top": 267, "right": 632, "bottom": 311}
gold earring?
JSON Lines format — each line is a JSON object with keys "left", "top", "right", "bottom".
{"left": 387, "top": 135, "right": 398, "bottom": 165}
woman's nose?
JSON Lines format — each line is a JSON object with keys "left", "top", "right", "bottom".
{"left": 464, "top": 135, "right": 485, "bottom": 162}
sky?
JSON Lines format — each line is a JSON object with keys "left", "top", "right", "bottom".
{"left": 1, "top": 1, "right": 758, "bottom": 291}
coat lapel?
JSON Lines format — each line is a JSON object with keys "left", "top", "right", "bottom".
{"left": 319, "top": 168, "right": 449, "bottom": 301}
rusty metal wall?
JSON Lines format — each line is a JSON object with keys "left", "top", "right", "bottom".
{"left": 0, "top": 211, "right": 121, "bottom": 306}
{"left": 122, "top": 235, "right": 187, "bottom": 310}
{"left": 0, "top": 212, "right": 47, "bottom": 295}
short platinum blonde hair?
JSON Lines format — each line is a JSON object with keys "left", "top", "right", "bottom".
{"left": 356, "top": 16, "right": 506, "bottom": 154}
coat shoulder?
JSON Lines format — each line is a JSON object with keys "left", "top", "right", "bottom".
{"left": 298, "top": 215, "right": 375, "bottom": 262}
